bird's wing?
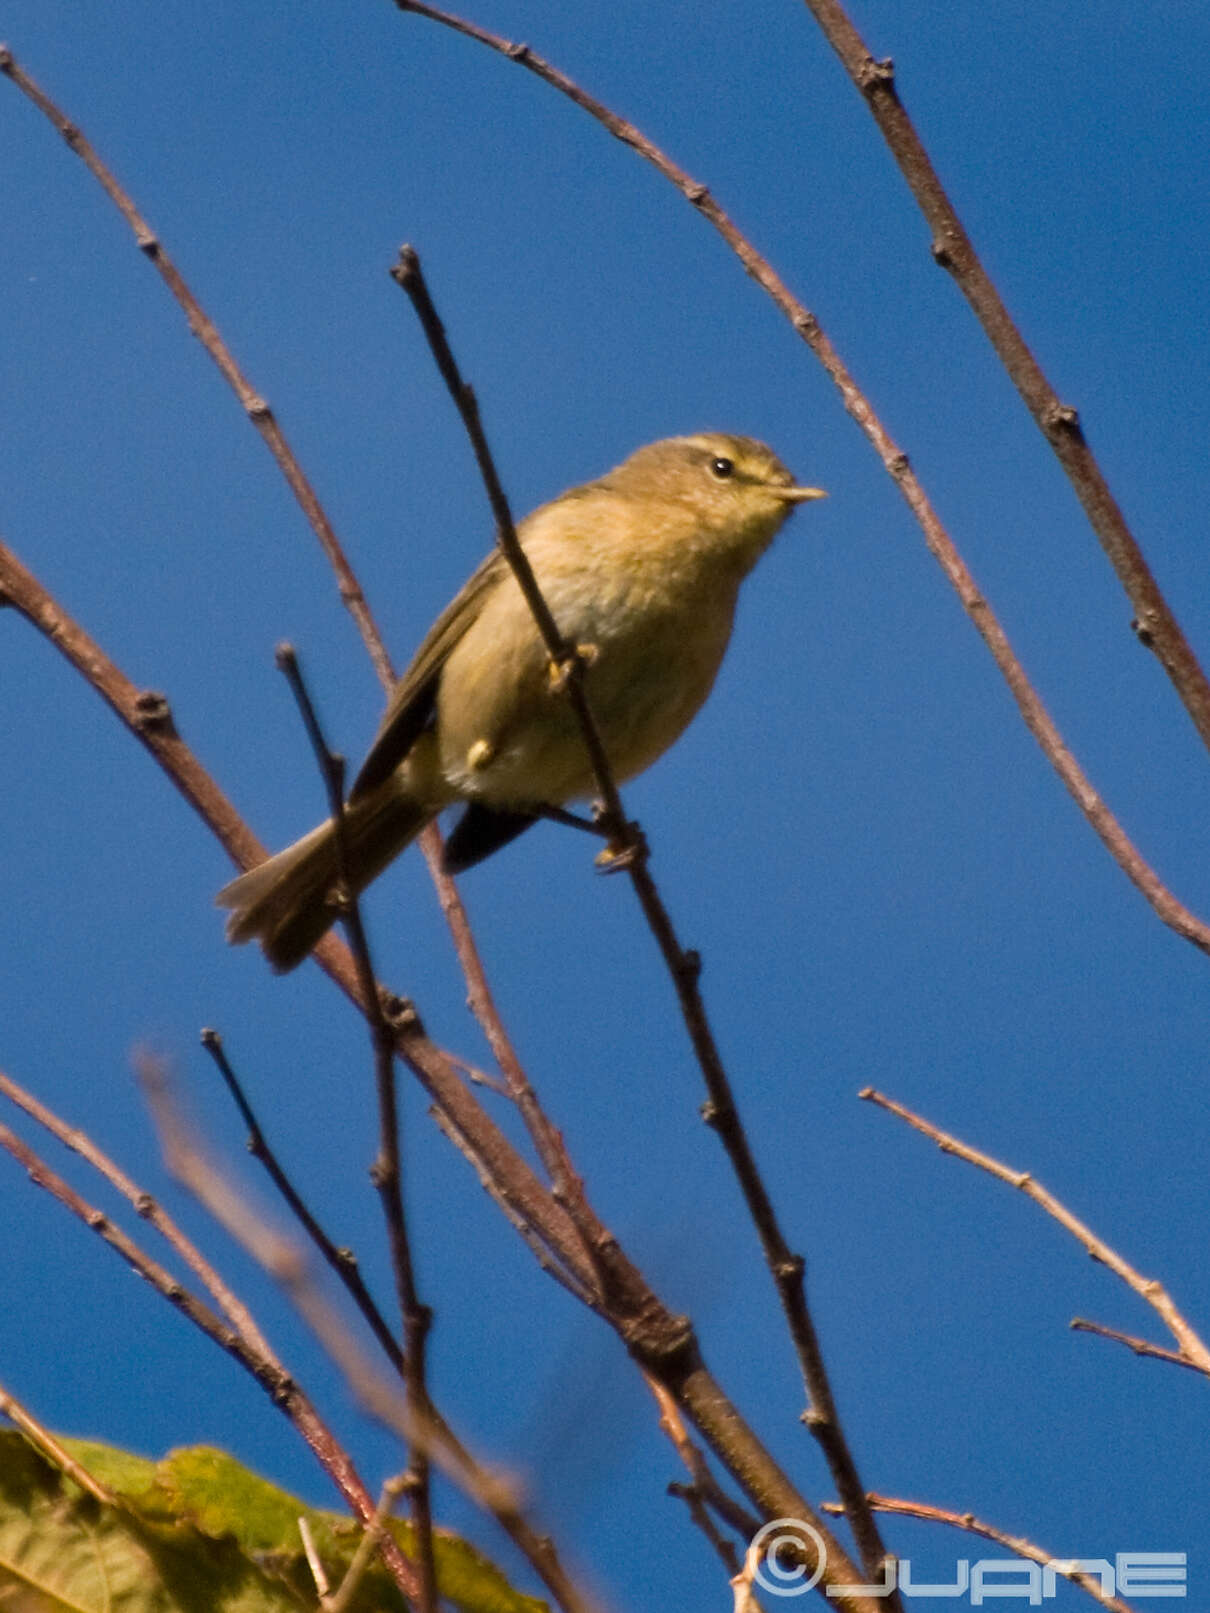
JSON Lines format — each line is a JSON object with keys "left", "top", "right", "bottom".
{"left": 442, "top": 803, "right": 539, "bottom": 872}
{"left": 350, "top": 548, "right": 506, "bottom": 799}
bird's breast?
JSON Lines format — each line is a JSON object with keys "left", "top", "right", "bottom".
{"left": 436, "top": 554, "right": 739, "bottom": 806}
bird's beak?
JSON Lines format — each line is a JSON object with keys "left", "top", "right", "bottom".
{"left": 776, "top": 484, "right": 828, "bottom": 503}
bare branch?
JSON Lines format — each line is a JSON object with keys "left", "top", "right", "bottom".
{"left": 428, "top": 1107, "right": 599, "bottom": 1309}
{"left": 793, "top": 0, "right": 1210, "bottom": 754}
{"left": 647, "top": 1374, "right": 760, "bottom": 1545}
{"left": 629, "top": 870, "right": 896, "bottom": 1585}
{"left": 277, "top": 640, "right": 438, "bottom": 1609}
{"left": 0, "top": 1063, "right": 272, "bottom": 1358}
{"left": 325, "top": 1473, "right": 410, "bottom": 1613}
{"left": 823, "top": 1493, "right": 1138, "bottom": 1613}
{"left": 144, "top": 1067, "right": 601, "bottom": 1613}
{"left": 298, "top": 1514, "right": 333, "bottom": 1603}
{"left": 0, "top": 48, "right": 395, "bottom": 689}
{"left": 0, "top": 1380, "right": 117, "bottom": 1506}
{"left": 393, "top": 243, "right": 900, "bottom": 1602}
{"left": 667, "top": 1478, "right": 743, "bottom": 1580}
{"left": 425, "top": 818, "right": 597, "bottom": 1201}
{"left": 0, "top": 536, "right": 268, "bottom": 873}
{"left": 202, "top": 1037, "right": 593, "bottom": 1613}
{"left": 862, "top": 1087, "right": 1210, "bottom": 1374}
{"left": 731, "top": 1538, "right": 765, "bottom": 1613}
{"left": 202, "top": 1028, "right": 406, "bottom": 1373}
{"left": 1070, "top": 1318, "right": 1210, "bottom": 1378}
{"left": 390, "top": 246, "right": 632, "bottom": 857}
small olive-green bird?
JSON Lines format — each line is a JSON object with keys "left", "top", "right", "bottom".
{"left": 218, "top": 433, "right": 825, "bottom": 970}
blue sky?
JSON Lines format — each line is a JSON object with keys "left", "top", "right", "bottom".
{"left": 2, "top": 2, "right": 1208, "bottom": 1607}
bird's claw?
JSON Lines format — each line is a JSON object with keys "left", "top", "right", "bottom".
{"left": 594, "top": 824, "right": 647, "bottom": 873}
{"left": 547, "top": 642, "right": 599, "bottom": 693}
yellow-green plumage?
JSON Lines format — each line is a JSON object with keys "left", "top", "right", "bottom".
{"left": 218, "top": 433, "right": 825, "bottom": 970}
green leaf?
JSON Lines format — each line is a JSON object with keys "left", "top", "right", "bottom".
{"left": 0, "top": 1434, "right": 548, "bottom": 1613}
{"left": 0, "top": 1433, "right": 309, "bottom": 1611}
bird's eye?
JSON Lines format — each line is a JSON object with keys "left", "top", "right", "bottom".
{"left": 710, "top": 457, "right": 735, "bottom": 479}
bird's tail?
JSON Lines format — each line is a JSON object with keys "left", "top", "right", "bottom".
{"left": 217, "top": 785, "right": 433, "bottom": 973}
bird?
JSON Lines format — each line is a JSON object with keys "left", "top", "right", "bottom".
{"left": 217, "top": 432, "right": 826, "bottom": 971}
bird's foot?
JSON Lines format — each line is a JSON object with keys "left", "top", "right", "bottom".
{"left": 593, "top": 821, "right": 647, "bottom": 873}
{"left": 546, "top": 641, "right": 599, "bottom": 693}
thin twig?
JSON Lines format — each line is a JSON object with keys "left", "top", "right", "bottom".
{"left": 0, "top": 48, "right": 394, "bottom": 690}
{"left": 795, "top": 0, "right": 1210, "bottom": 755}
{"left": 143, "top": 1073, "right": 599, "bottom": 1613}
{"left": 390, "top": 246, "right": 627, "bottom": 843}
{"left": 385, "top": 2, "right": 1210, "bottom": 968}
{"left": 326, "top": 1473, "right": 409, "bottom": 1613}
{"left": 0, "top": 1064, "right": 273, "bottom": 1359}
{"left": 861, "top": 1087, "right": 1210, "bottom": 1374}
{"left": 429, "top": 1107, "right": 599, "bottom": 1309}
{"left": 202, "top": 1028, "right": 407, "bottom": 1374}
{"left": 445, "top": 1048, "right": 512, "bottom": 1096}
{"left": 298, "top": 1515, "right": 333, "bottom": 1602}
{"left": 276, "top": 643, "right": 438, "bottom": 1613}
{"left": 389, "top": 245, "right": 639, "bottom": 1031}
{"left": 732, "top": 1536, "right": 767, "bottom": 1613}
{"left": 647, "top": 1375, "right": 760, "bottom": 1545}
{"left": 0, "top": 1111, "right": 420, "bottom": 1601}
{"left": 275, "top": 645, "right": 429, "bottom": 1336}
{"left": 424, "top": 814, "right": 594, "bottom": 1201}
{"left": 204, "top": 1038, "right": 595, "bottom": 1613}
{"left": 0, "top": 1379, "right": 117, "bottom": 1506}
{"left": 391, "top": 244, "right": 897, "bottom": 1601}
{"left": 630, "top": 863, "right": 896, "bottom": 1590}
{"left": 667, "top": 1480, "right": 743, "bottom": 1579}
{"left": 822, "top": 1493, "right": 1139, "bottom": 1613}
{"left": 1070, "top": 1318, "right": 1210, "bottom": 1378}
